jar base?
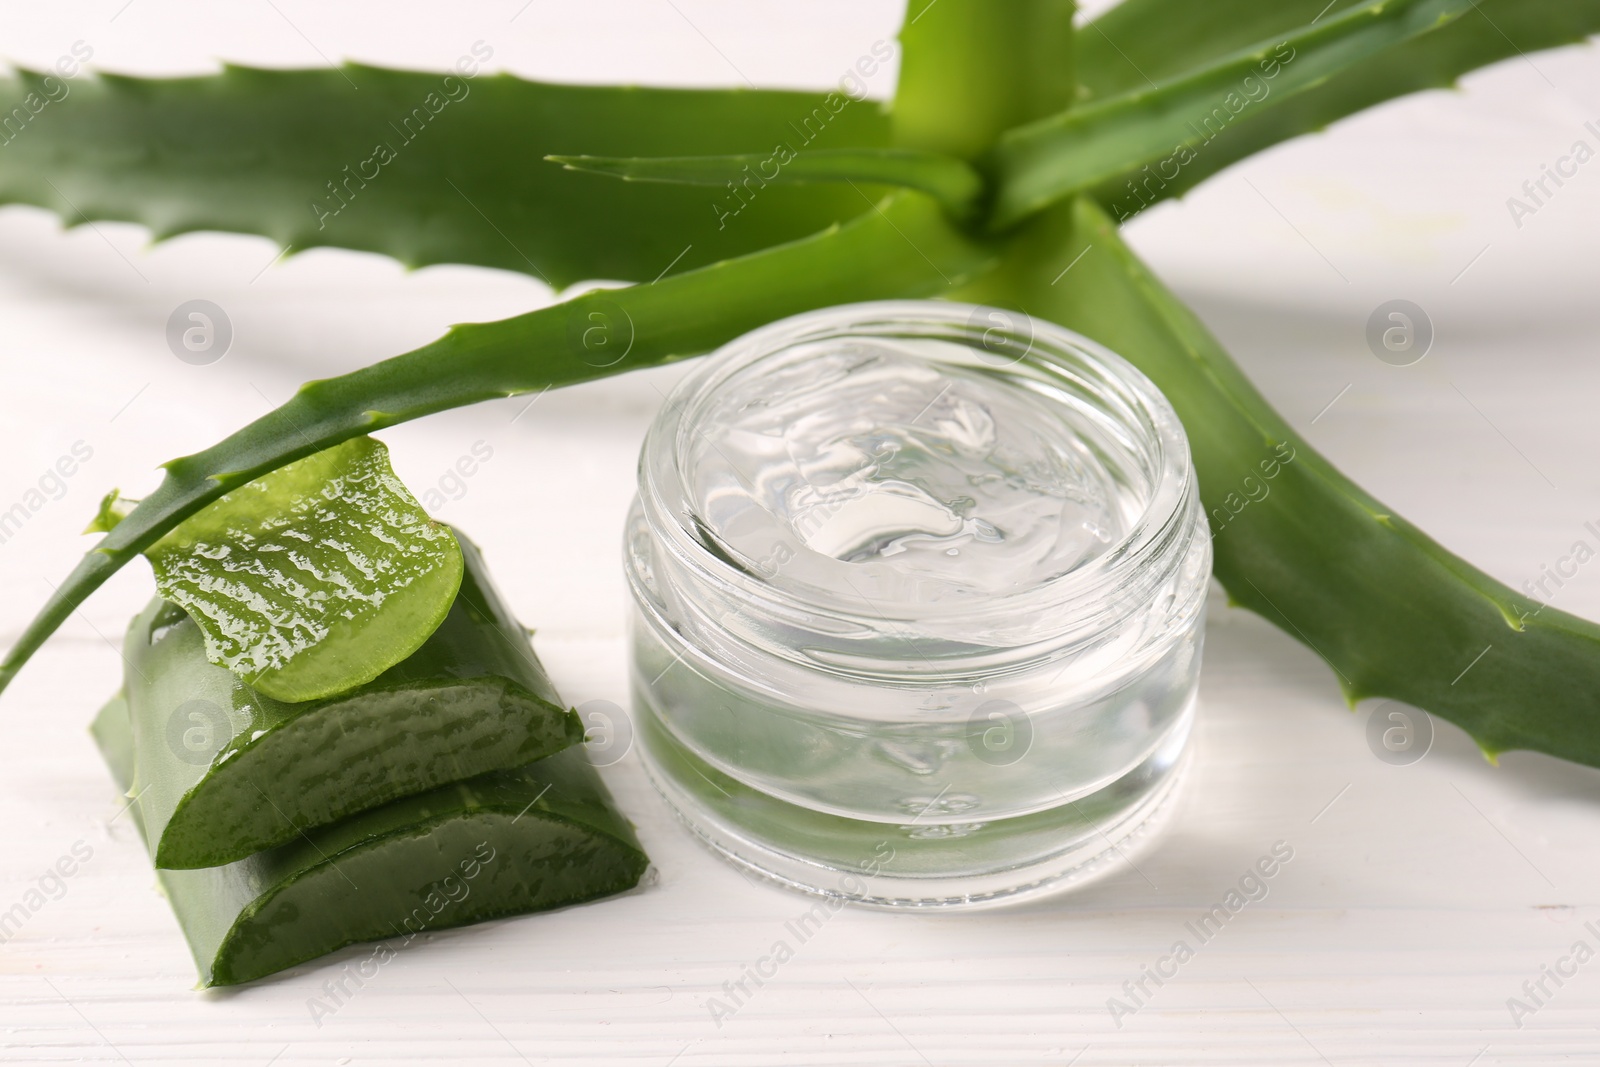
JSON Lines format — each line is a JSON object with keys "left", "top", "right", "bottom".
{"left": 636, "top": 695, "right": 1194, "bottom": 911}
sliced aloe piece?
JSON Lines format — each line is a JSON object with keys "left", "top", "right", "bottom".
{"left": 145, "top": 435, "right": 463, "bottom": 703}
{"left": 93, "top": 693, "right": 647, "bottom": 988}
{"left": 126, "top": 532, "right": 582, "bottom": 869}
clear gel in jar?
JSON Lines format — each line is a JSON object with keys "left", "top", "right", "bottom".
{"left": 626, "top": 301, "right": 1210, "bottom": 908}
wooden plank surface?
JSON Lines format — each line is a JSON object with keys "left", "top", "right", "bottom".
{"left": 2, "top": 1, "right": 1599, "bottom": 1062}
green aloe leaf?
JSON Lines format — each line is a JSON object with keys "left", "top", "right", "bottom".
{"left": 144, "top": 436, "right": 463, "bottom": 703}
{"left": 548, "top": 149, "right": 985, "bottom": 220}
{"left": 0, "top": 194, "right": 996, "bottom": 696}
{"left": 991, "top": 0, "right": 1475, "bottom": 227}
{"left": 962, "top": 196, "right": 1600, "bottom": 767}
{"left": 1077, "top": 0, "right": 1368, "bottom": 99}
{"left": 0, "top": 65, "right": 890, "bottom": 286}
{"left": 1082, "top": 0, "right": 1600, "bottom": 216}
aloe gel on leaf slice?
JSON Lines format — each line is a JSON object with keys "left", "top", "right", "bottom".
{"left": 144, "top": 435, "right": 464, "bottom": 703}
{"left": 93, "top": 694, "right": 648, "bottom": 988}
{"left": 128, "top": 533, "right": 583, "bottom": 869}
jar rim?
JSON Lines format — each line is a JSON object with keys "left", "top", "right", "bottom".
{"left": 636, "top": 300, "right": 1197, "bottom": 641}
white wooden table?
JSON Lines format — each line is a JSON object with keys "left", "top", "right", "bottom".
{"left": 3, "top": 2, "right": 1600, "bottom": 1063}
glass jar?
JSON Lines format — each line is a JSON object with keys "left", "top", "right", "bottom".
{"left": 625, "top": 301, "right": 1210, "bottom": 908}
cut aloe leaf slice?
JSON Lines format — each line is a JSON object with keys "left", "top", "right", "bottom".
{"left": 145, "top": 435, "right": 463, "bottom": 703}
{"left": 126, "top": 532, "right": 583, "bottom": 869}
{"left": 93, "top": 693, "right": 647, "bottom": 988}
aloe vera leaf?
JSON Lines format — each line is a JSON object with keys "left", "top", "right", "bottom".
{"left": 893, "top": 0, "right": 1078, "bottom": 158}
{"left": 990, "top": 0, "right": 1475, "bottom": 228}
{"left": 0, "top": 65, "right": 891, "bottom": 286}
{"left": 1082, "top": 0, "right": 1600, "bottom": 215}
{"left": 548, "top": 149, "right": 985, "bottom": 220}
{"left": 143, "top": 436, "right": 463, "bottom": 703}
{"left": 1077, "top": 0, "right": 1369, "bottom": 99}
{"left": 961, "top": 196, "right": 1599, "bottom": 766}
{"left": 126, "top": 532, "right": 583, "bottom": 869}
{"left": 93, "top": 693, "right": 646, "bottom": 987}
{"left": 0, "top": 194, "right": 996, "bottom": 696}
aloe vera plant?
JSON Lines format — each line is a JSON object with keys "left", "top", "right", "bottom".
{"left": 5, "top": 0, "right": 1600, "bottom": 771}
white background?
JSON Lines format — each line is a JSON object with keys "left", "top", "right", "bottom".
{"left": 2, "top": 1, "right": 1600, "bottom": 1063}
